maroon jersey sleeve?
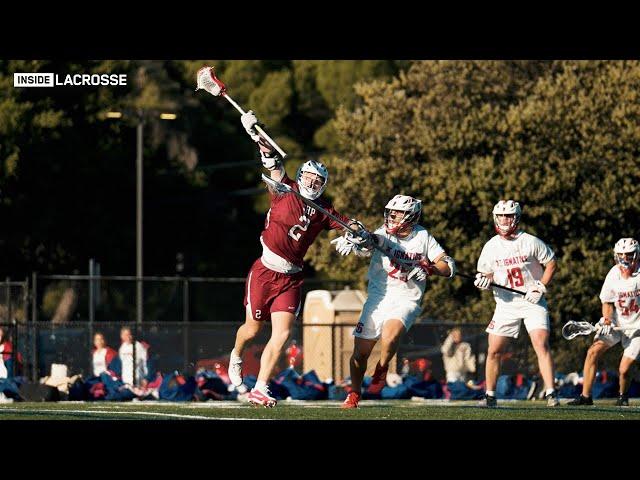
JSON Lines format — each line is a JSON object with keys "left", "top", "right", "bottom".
{"left": 266, "top": 174, "right": 297, "bottom": 203}
{"left": 320, "top": 201, "right": 350, "bottom": 231}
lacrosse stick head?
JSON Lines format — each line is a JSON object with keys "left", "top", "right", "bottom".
{"left": 195, "top": 66, "right": 227, "bottom": 96}
{"left": 562, "top": 320, "right": 595, "bottom": 340}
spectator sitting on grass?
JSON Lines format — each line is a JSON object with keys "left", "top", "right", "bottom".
{"left": 92, "top": 332, "right": 117, "bottom": 377}
{"left": 441, "top": 327, "right": 476, "bottom": 383}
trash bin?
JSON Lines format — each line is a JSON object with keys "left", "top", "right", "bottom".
{"left": 302, "top": 288, "right": 396, "bottom": 382}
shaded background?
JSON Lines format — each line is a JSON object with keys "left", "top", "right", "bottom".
{"left": 2, "top": 60, "right": 640, "bottom": 372}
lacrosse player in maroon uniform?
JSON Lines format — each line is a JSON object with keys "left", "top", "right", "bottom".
{"left": 228, "top": 111, "right": 367, "bottom": 407}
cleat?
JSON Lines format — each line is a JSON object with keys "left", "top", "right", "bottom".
{"left": 481, "top": 394, "right": 497, "bottom": 408}
{"left": 545, "top": 390, "right": 559, "bottom": 407}
{"left": 366, "top": 362, "right": 389, "bottom": 395}
{"left": 616, "top": 394, "right": 629, "bottom": 407}
{"left": 484, "top": 395, "right": 498, "bottom": 408}
{"left": 247, "top": 387, "right": 277, "bottom": 408}
{"left": 342, "top": 391, "right": 361, "bottom": 409}
{"left": 567, "top": 395, "right": 594, "bottom": 406}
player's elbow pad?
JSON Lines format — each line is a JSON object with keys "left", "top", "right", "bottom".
{"left": 442, "top": 255, "right": 456, "bottom": 278}
{"left": 261, "top": 153, "right": 282, "bottom": 172}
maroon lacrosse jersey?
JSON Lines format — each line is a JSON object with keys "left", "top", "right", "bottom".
{"left": 261, "top": 175, "right": 349, "bottom": 268}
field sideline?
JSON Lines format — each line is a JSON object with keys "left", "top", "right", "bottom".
{"left": 1, "top": 399, "right": 639, "bottom": 420}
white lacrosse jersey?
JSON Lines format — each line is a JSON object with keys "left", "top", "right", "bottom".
{"left": 477, "top": 231, "right": 555, "bottom": 307}
{"left": 119, "top": 341, "right": 148, "bottom": 386}
{"left": 366, "top": 225, "right": 445, "bottom": 302}
{"left": 599, "top": 266, "right": 640, "bottom": 329}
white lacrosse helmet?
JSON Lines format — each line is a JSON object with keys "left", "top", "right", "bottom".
{"left": 296, "top": 160, "right": 328, "bottom": 200}
{"left": 614, "top": 238, "right": 640, "bottom": 272}
{"left": 492, "top": 200, "right": 522, "bottom": 237}
{"left": 384, "top": 194, "right": 422, "bottom": 235}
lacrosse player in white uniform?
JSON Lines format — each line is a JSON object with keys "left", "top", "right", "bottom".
{"left": 331, "top": 195, "right": 456, "bottom": 409}
{"left": 474, "top": 200, "right": 558, "bottom": 407}
{"left": 568, "top": 238, "right": 640, "bottom": 407}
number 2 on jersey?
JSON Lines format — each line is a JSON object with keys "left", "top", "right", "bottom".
{"left": 506, "top": 267, "right": 524, "bottom": 288}
{"left": 387, "top": 259, "right": 408, "bottom": 282}
{"left": 288, "top": 214, "right": 310, "bottom": 241}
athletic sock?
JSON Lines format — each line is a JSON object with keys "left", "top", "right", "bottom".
{"left": 230, "top": 349, "right": 242, "bottom": 363}
{"left": 486, "top": 390, "right": 496, "bottom": 397}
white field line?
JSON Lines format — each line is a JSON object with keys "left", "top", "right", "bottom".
{"left": 0, "top": 407, "right": 271, "bottom": 420}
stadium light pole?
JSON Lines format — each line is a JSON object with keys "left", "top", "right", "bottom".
{"left": 105, "top": 109, "right": 177, "bottom": 325}
{"left": 136, "top": 110, "right": 144, "bottom": 327}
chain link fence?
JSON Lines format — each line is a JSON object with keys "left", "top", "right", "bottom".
{"left": 1, "top": 320, "right": 534, "bottom": 385}
{"left": 0, "top": 276, "right": 536, "bottom": 387}
{"left": 31, "top": 275, "right": 353, "bottom": 323}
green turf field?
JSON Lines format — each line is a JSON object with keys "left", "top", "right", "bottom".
{"left": 0, "top": 399, "right": 639, "bottom": 420}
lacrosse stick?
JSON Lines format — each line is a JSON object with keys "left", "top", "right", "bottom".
{"left": 455, "top": 271, "right": 526, "bottom": 296}
{"left": 262, "top": 175, "right": 538, "bottom": 290}
{"left": 561, "top": 320, "right": 639, "bottom": 340}
{"left": 261, "top": 174, "right": 387, "bottom": 256}
{"left": 262, "top": 175, "right": 460, "bottom": 269}
{"left": 196, "top": 66, "right": 287, "bottom": 159}
{"left": 262, "top": 174, "right": 520, "bottom": 286}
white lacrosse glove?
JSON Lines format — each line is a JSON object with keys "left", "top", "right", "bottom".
{"left": 330, "top": 229, "right": 368, "bottom": 256}
{"left": 241, "top": 110, "right": 261, "bottom": 142}
{"left": 524, "top": 280, "right": 547, "bottom": 304}
{"left": 407, "top": 260, "right": 435, "bottom": 282}
{"left": 474, "top": 273, "right": 491, "bottom": 290}
{"left": 442, "top": 255, "right": 456, "bottom": 278}
{"left": 597, "top": 317, "right": 614, "bottom": 336}
{"left": 330, "top": 235, "right": 356, "bottom": 256}
{"left": 407, "top": 266, "right": 427, "bottom": 282}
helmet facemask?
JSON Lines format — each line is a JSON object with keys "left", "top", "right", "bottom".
{"left": 383, "top": 196, "right": 422, "bottom": 235}
{"left": 492, "top": 200, "right": 522, "bottom": 237}
{"left": 494, "top": 213, "right": 519, "bottom": 237}
{"left": 614, "top": 238, "right": 640, "bottom": 273}
{"left": 296, "top": 160, "right": 328, "bottom": 200}
{"left": 616, "top": 252, "right": 639, "bottom": 271}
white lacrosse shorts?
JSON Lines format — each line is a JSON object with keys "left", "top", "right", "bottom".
{"left": 595, "top": 329, "right": 640, "bottom": 360}
{"left": 485, "top": 302, "right": 550, "bottom": 338}
{"left": 353, "top": 297, "right": 421, "bottom": 340}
